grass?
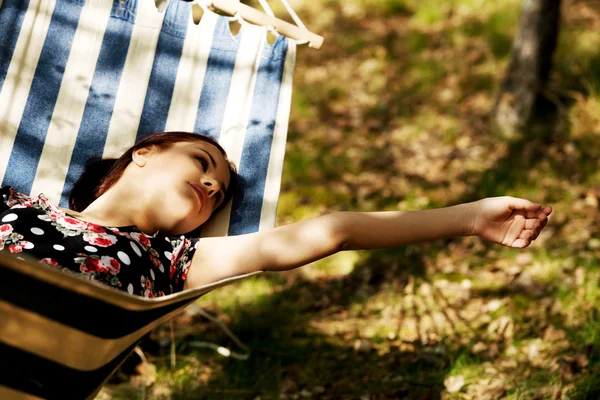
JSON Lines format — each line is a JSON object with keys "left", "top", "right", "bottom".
{"left": 100, "top": 0, "right": 600, "bottom": 398}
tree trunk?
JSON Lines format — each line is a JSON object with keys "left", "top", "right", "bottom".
{"left": 494, "top": 0, "right": 561, "bottom": 136}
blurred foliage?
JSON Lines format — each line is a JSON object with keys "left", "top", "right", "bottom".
{"left": 102, "top": 0, "right": 600, "bottom": 399}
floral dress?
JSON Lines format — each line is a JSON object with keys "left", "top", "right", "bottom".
{"left": 0, "top": 186, "right": 198, "bottom": 297}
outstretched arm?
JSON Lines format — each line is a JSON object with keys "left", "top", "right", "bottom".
{"left": 184, "top": 197, "right": 552, "bottom": 289}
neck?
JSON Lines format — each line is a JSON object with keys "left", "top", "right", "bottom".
{"left": 75, "top": 182, "right": 157, "bottom": 235}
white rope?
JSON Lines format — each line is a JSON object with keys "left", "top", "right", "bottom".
{"left": 188, "top": 304, "right": 249, "bottom": 352}
{"left": 266, "top": 0, "right": 309, "bottom": 44}
{"left": 257, "top": 0, "right": 276, "bottom": 17}
{"left": 194, "top": 0, "right": 210, "bottom": 10}
{"left": 256, "top": 0, "right": 280, "bottom": 39}
{"left": 279, "top": 0, "right": 308, "bottom": 32}
{"left": 158, "top": 306, "right": 251, "bottom": 360}
{"left": 168, "top": 304, "right": 251, "bottom": 361}
{"left": 187, "top": 341, "right": 250, "bottom": 360}
{"left": 227, "top": 11, "right": 244, "bottom": 24}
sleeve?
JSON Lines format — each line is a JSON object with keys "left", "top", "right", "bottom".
{"left": 1, "top": 186, "right": 13, "bottom": 215}
{"left": 169, "top": 235, "right": 201, "bottom": 292}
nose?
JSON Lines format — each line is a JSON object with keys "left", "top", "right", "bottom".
{"left": 202, "top": 177, "right": 220, "bottom": 197}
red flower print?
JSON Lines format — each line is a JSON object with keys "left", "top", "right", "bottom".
{"left": 63, "top": 216, "right": 83, "bottom": 226}
{"left": 7, "top": 189, "right": 33, "bottom": 207}
{"left": 83, "top": 233, "right": 117, "bottom": 247}
{"left": 87, "top": 224, "right": 106, "bottom": 233}
{"left": 77, "top": 255, "right": 120, "bottom": 275}
{"left": 141, "top": 276, "right": 156, "bottom": 298}
{"left": 150, "top": 256, "right": 164, "bottom": 272}
{"left": 180, "top": 264, "right": 190, "bottom": 282}
{"left": 45, "top": 210, "right": 62, "bottom": 221}
{"left": 130, "top": 232, "right": 151, "bottom": 247}
{"left": 8, "top": 243, "right": 23, "bottom": 253}
{"left": 80, "top": 257, "right": 105, "bottom": 274}
{"left": 99, "top": 256, "right": 121, "bottom": 275}
{"left": 40, "top": 258, "right": 60, "bottom": 267}
{"left": 58, "top": 216, "right": 92, "bottom": 231}
{"left": 0, "top": 224, "right": 13, "bottom": 240}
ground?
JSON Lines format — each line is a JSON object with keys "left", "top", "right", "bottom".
{"left": 100, "top": 0, "right": 600, "bottom": 398}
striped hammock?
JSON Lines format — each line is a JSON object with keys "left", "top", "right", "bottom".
{"left": 0, "top": 0, "right": 296, "bottom": 398}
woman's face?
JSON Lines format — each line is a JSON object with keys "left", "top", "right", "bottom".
{"left": 131, "top": 140, "right": 231, "bottom": 235}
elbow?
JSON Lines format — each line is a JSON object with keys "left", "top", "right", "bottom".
{"left": 328, "top": 212, "right": 351, "bottom": 252}
{"left": 340, "top": 240, "right": 351, "bottom": 251}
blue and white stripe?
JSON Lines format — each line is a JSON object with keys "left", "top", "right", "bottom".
{"left": 0, "top": 0, "right": 295, "bottom": 236}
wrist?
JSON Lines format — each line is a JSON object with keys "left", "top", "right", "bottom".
{"left": 456, "top": 202, "right": 478, "bottom": 237}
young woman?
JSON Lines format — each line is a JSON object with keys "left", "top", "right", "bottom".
{"left": 0, "top": 132, "right": 552, "bottom": 297}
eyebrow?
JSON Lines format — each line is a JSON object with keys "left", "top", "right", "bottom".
{"left": 199, "top": 148, "right": 228, "bottom": 198}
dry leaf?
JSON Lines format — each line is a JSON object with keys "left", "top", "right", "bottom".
{"left": 585, "top": 189, "right": 599, "bottom": 208}
{"left": 133, "top": 361, "right": 156, "bottom": 387}
{"left": 575, "top": 267, "right": 586, "bottom": 286}
{"left": 516, "top": 253, "right": 533, "bottom": 265}
{"left": 485, "top": 299, "right": 505, "bottom": 312}
{"left": 588, "top": 238, "right": 600, "bottom": 250}
{"left": 527, "top": 340, "right": 541, "bottom": 361}
{"left": 543, "top": 325, "right": 566, "bottom": 341}
{"left": 353, "top": 338, "right": 372, "bottom": 352}
{"left": 480, "top": 380, "right": 506, "bottom": 400}
{"left": 576, "top": 353, "right": 589, "bottom": 369}
{"left": 444, "top": 375, "right": 465, "bottom": 393}
{"left": 472, "top": 341, "right": 488, "bottom": 354}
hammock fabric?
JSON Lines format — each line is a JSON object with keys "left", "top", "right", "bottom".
{"left": 0, "top": 0, "right": 295, "bottom": 398}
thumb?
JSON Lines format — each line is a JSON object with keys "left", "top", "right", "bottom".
{"left": 506, "top": 197, "right": 541, "bottom": 212}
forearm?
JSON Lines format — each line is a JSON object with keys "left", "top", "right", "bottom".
{"left": 262, "top": 203, "right": 474, "bottom": 272}
{"left": 336, "top": 203, "right": 474, "bottom": 250}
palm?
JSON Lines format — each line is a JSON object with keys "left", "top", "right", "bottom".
{"left": 473, "top": 197, "right": 552, "bottom": 248}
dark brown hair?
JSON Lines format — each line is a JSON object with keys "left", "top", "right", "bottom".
{"left": 68, "top": 131, "right": 237, "bottom": 219}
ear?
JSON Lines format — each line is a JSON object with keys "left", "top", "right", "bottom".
{"left": 131, "top": 146, "right": 154, "bottom": 167}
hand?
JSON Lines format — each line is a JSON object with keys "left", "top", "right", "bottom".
{"left": 470, "top": 197, "right": 552, "bottom": 248}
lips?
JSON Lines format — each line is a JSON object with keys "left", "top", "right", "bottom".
{"left": 189, "top": 183, "right": 205, "bottom": 209}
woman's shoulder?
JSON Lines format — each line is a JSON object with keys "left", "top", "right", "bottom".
{"left": 1, "top": 186, "right": 32, "bottom": 207}
{"left": 1, "top": 186, "right": 14, "bottom": 198}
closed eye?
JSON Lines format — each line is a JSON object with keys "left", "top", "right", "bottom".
{"left": 196, "top": 156, "right": 208, "bottom": 171}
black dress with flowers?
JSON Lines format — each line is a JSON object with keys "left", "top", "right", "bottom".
{"left": 0, "top": 186, "right": 198, "bottom": 297}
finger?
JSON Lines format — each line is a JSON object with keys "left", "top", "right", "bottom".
{"left": 512, "top": 238, "right": 531, "bottom": 248}
{"left": 529, "top": 217, "right": 543, "bottom": 231}
{"left": 508, "top": 197, "right": 542, "bottom": 212}
{"left": 537, "top": 217, "right": 548, "bottom": 229}
{"left": 530, "top": 221, "right": 541, "bottom": 240}
{"left": 530, "top": 206, "right": 552, "bottom": 219}
{"left": 531, "top": 218, "right": 548, "bottom": 240}
{"left": 525, "top": 218, "right": 538, "bottom": 230}
{"left": 504, "top": 216, "right": 527, "bottom": 245}
{"left": 526, "top": 209, "right": 540, "bottom": 219}
{"left": 534, "top": 216, "right": 548, "bottom": 231}
{"left": 519, "top": 230, "right": 533, "bottom": 240}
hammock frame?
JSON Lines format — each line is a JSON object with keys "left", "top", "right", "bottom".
{"left": 0, "top": 251, "right": 260, "bottom": 399}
